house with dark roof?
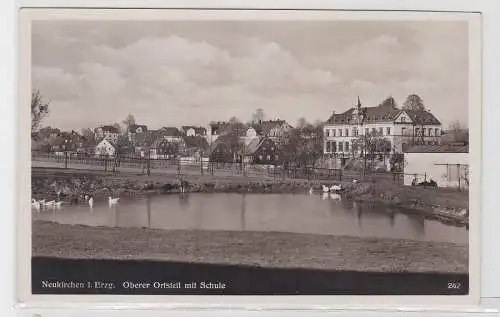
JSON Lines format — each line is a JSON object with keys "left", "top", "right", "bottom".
{"left": 94, "top": 125, "right": 120, "bottom": 144}
{"left": 403, "top": 144, "right": 468, "bottom": 189}
{"left": 242, "top": 137, "right": 280, "bottom": 165}
{"left": 323, "top": 97, "right": 442, "bottom": 158}
{"left": 127, "top": 124, "right": 148, "bottom": 145}
{"left": 248, "top": 119, "right": 293, "bottom": 140}
{"left": 207, "top": 121, "right": 247, "bottom": 145}
{"left": 181, "top": 126, "right": 207, "bottom": 137}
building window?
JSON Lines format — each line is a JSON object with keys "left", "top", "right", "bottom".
{"left": 333, "top": 129, "right": 336, "bottom": 137}
{"left": 372, "top": 128, "right": 376, "bottom": 135}
{"left": 338, "top": 142, "right": 343, "bottom": 152}
{"left": 332, "top": 141, "right": 337, "bottom": 152}
{"left": 379, "top": 127, "right": 383, "bottom": 136}
{"left": 435, "top": 128, "right": 439, "bottom": 136}
{"left": 326, "top": 142, "right": 331, "bottom": 152}
{"left": 325, "top": 130, "right": 330, "bottom": 137}
{"left": 345, "top": 142, "right": 349, "bottom": 152}
{"left": 259, "top": 155, "right": 263, "bottom": 160}
{"left": 401, "top": 116, "right": 406, "bottom": 123}
{"left": 365, "top": 128, "right": 369, "bottom": 135}
{"left": 422, "top": 128, "right": 426, "bottom": 136}
{"left": 386, "top": 127, "right": 391, "bottom": 135}
{"left": 353, "top": 127, "right": 358, "bottom": 136}
{"left": 345, "top": 128, "right": 349, "bottom": 137}
{"left": 415, "top": 128, "right": 420, "bottom": 136}
{"left": 338, "top": 129, "right": 343, "bottom": 137}
{"left": 267, "top": 155, "right": 271, "bottom": 160}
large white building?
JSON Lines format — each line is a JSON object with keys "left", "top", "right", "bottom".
{"left": 404, "top": 144, "right": 469, "bottom": 189}
{"left": 323, "top": 98, "right": 442, "bottom": 158}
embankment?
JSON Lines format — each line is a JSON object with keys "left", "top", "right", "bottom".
{"left": 31, "top": 167, "right": 469, "bottom": 225}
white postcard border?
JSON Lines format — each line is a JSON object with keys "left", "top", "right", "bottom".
{"left": 16, "top": 7, "right": 482, "bottom": 309}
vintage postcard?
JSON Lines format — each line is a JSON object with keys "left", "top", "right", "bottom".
{"left": 17, "top": 8, "right": 481, "bottom": 307}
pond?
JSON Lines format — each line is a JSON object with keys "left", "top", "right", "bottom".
{"left": 32, "top": 193, "right": 468, "bottom": 244}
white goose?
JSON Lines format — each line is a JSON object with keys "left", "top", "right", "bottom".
{"left": 330, "top": 184, "right": 342, "bottom": 192}
{"left": 309, "top": 187, "right": 314, "bottom": 195}
{"left": 322, "top": 185, "right": 330, "bottom": 193}
{"left": 45, "top": 200, "right": 56, "bottom": 208}
{"left": 108, "top": 196, "right": 120, "bottom": 207}
{"left": 31, "top": 199, "right": 41, "bottom": 211}
{"left": 88, "top": 196, "right": 94, "bottom": 208}
{"left": 54, "top": 201, "right": 63, "bottom": 209}
{"left": 352, "top": 179, "right": 359, "bottom": 184}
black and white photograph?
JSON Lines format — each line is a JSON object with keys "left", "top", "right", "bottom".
{"left": 18, "top": 8, "right": 481, "bottom": 302}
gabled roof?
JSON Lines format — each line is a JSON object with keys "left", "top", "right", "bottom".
{"left": 96, "top": 138, "right": 117, "bottom": 148}
{"left": 157, "top": 127, "right": 182, "bottom": 137}
{"left": 97, "top": 125, "right": 120, "bottom": 133}
{"left": 404, "top": 144, "right": 468, "bottom": 153}
{"left": 209, "top": 121, "right": 247, "bottom": 136}
{"left": 243, "top": 138, "right": 261, "bottom": 155}
{"left": 181, "top": 126, "right": 207, "bottom": 135}
{"left": 129, "top": 124, "right": 148, "bottom": 133}
{"left": 326, "top": 102, "right": 441, "bottom": 126}
{"left": 405, "top": 110, "right": 441, "bottom": 125}
{"left": 327, "top": 104, "right": 401, "bottom": 124}
{"left": 250, "top": 120, "right": 292, "bottom": 136}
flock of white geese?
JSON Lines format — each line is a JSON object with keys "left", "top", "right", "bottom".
{"left": 31, "top": 194, "right": 120, "bottom": 212}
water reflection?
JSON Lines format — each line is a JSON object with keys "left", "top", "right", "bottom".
{"left": 33, "top": 193, "right": 468, "bottom": 244}
{"left": 241, "top": 193, "right": 246, "bottom": 231}
{"left": 146, "top": 195, "right": 151, "bottom": 228}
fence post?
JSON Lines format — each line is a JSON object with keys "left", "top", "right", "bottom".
{"left": 457, "top": 163, "right": 461, "bottom": 191}
{"left": 200, "top": 154, "right": 204, "bottom": 176}
{"left": 64, "top": 151, "right": 68, "bottom": 169}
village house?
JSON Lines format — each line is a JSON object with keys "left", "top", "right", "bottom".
{"left": 249, "top": 119, "right": 293, "bottom": 143}
{"left": 209, "top": 133, "right": 281, "bottom": 165}
{"left": 94, "top": 125, "right": 120, "bottom": 144}
{"left": 208, "top": 134, "right": 240, "bottom": 163}
{"left": 207, "top": 121, "right": 247, "bottom": 145}
{"left": 95, "top": 139, "right": 117, "bottom": 157}
{"left": 323, "top": 98, "right": 442, "bottom": 161}
{"left": 147, "top": 127, "right": 186, "bottom": 158}
{"left": 403, "top": 144, "right": 469, "bottom": 189}
{"left": 181, "top": 126, "right": 207, "bottom": 137}
{"left": 127, "top": 124, "right": 148, "bottom": 145}
{"left": 243, "top": 137, "right": 280, "bottom": 165}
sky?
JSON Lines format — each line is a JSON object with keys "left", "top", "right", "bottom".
{"left": 32, "top": 19, "right": 470, "bottom": 131}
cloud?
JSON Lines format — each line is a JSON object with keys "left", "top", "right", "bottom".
{"left": 32, "top": 21, "right": 469, "bottom": 130}
{"left": 33, "top": 34, "right": 343, "bottom": 129}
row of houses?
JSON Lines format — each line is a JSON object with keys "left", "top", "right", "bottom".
{"left": 90, "top": 119, "right": 295, "bottom": 164}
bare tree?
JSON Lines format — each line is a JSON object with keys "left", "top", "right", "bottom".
{"left": 296, "top": 117, "right": 308, "bottom": 129}
{"left": 31, "top": 89, "right": 49, "bottom": 132}
{"left": 402, "top": 94, "right": 425, "bottom": 111}
{"left": 122, "top": 114, "right": 136, "bottom": 132}
{"left": 380, "top": 96, "right": 397, "bottom": 108}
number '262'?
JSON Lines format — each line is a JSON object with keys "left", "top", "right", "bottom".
{"left": 448, "top": 282, "right": 462, "bottom": 289}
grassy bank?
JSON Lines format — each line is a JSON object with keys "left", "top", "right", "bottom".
{"left": 33, "top": 220, "right": 468, "bottom": 274}
{"left": 31, "top": 167, "right": 469, "bottom": 223}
